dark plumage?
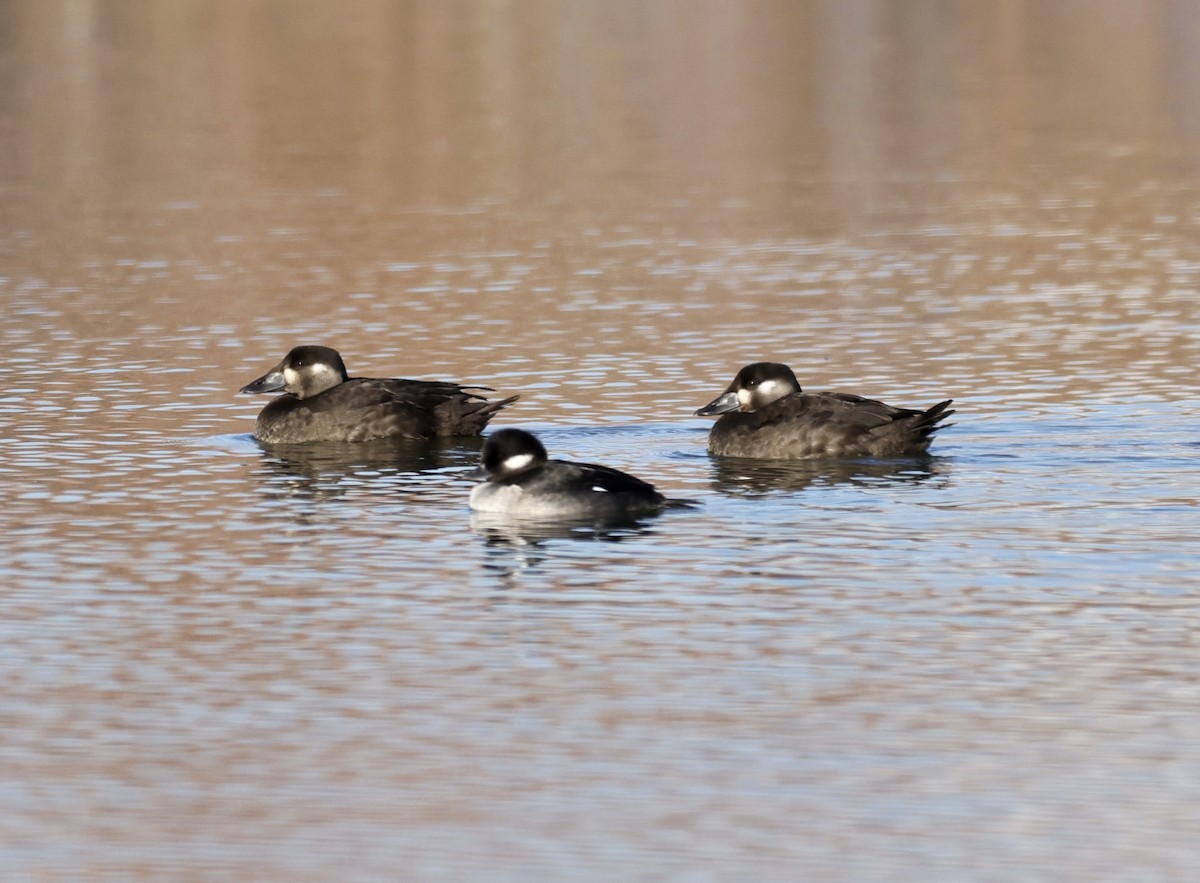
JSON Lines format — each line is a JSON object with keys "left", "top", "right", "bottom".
{"left": 695, "top": 362, "right": 953, "bottom": 459}
{"left": 239, "top": 345, "right": 517, "bottom": 444}
{"left": 470, "top": 428, "right": 668, "bottom": 519}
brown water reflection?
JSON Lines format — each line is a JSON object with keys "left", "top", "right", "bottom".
{"left": 3, "top": 2, "right": 1200, "bottom": 879}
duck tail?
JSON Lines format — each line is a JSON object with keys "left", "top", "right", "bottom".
{"left": 915, "top": 399, "right": 955, "bottom": 441}
{"left": 445, "top": 393, "right": 519, "bottom": 434}
{"left": 475, "top": 393, "right": 520, "bottom": 420}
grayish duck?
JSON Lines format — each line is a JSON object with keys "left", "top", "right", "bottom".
{"left": 469, "top": 428, "right": 668, "bottom": 519}
{"left": 696, "top": 362, "right": 953, "bottom": 459}
{"left": 240, "top": 345, "right": 517, "bottom": 443}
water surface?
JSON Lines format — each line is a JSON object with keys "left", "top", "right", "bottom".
{"left": 2, "top": 2, "right": 1199, "bottom": 879}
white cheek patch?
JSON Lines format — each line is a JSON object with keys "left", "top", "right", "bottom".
{"left": 501, "top": 453, "right": 536, "bottom": 474}
{"left": 312, "top": 364, "right": 341, "bottom": 386}
{"left": 591, "top": 486, "right": 609, "bottom": 493}
{"left": 289, "top": 363, "right": 342, "bottom": 395}
{"left": 737, "top": 388, "right": 755, "bottom": 410}
{"left": 756, "top": 378, "right": 790, "bottom": 404}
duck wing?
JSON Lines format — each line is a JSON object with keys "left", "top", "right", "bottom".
{"left": 559, "top": 460, "right": 662, "bottom": 496}
{"left": 364, "top": 377, "right": 518, "bottom": 436}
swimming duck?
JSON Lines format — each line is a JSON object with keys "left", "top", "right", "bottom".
{"left": 696, "top": 362, "right": 953, "bottom": 458}
{"left": 469, "top": 428, "right": 669, "bottom": 519}
{"left": 240, "top": 345, "right": 517, "bottom": 443}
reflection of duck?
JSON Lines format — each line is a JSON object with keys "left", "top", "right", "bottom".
{"left": 470, "top": 511, "right": 660, "bottom": 548}
{"left": 470, "top": 511, "right": 663, "bottom": 589}
{"left": 250, "top": 436, "right": 483, "bottom": 501}
{"left": 708, "top": 454, "right": 946, "bottom": 496}
{"left": 240, "top": 345, "right": 517, "bottom": 443}
{"left": 469, "top": 428, "right": 673, "bottom": 520}
{"left": 696, "top": 362, "right": 953, "bottom": 458}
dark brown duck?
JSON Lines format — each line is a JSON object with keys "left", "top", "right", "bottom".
{"left": 240, "top": 345, "right": 517, "bottom": 444}
{"left": 696, "top": 362, "right": 953, "bottom": 459}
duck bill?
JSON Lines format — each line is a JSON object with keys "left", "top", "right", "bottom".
{"left": 695, "top": 390, "right": 741, "bottom": 416}
{"left": 239, "top": 368, "right": 286, "bottom": 395}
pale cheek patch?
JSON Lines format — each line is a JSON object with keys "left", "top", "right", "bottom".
{"left": 311, "top": 364, "right": 341, "bottom": 386}
{"left": 757, "top": 378, "right": 789, "bottom": 402}
{"left": 501, "top": 453, "right": 535, "bottom": 474}
{"left": 291, "top": 363, "right": 343, "bottom": 396}
{"left": 737, "top": 388, "right": 755, "bottom": 410}
{"left": 591, "top": 486, "right": 609, "bottom": 493}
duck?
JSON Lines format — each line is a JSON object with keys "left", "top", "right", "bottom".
{"left": 695, "top": 362, "right": 953, "bottom": 459}
{"left": 469, "top": 428, "right": 669, "bottom": 519}
{"left": 239, "top": 345, "right": 517, "bottom": 443}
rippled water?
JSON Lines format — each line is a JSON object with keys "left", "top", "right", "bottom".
{"left": 3, "top": 2, "right": 1200, "bottom": 879}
